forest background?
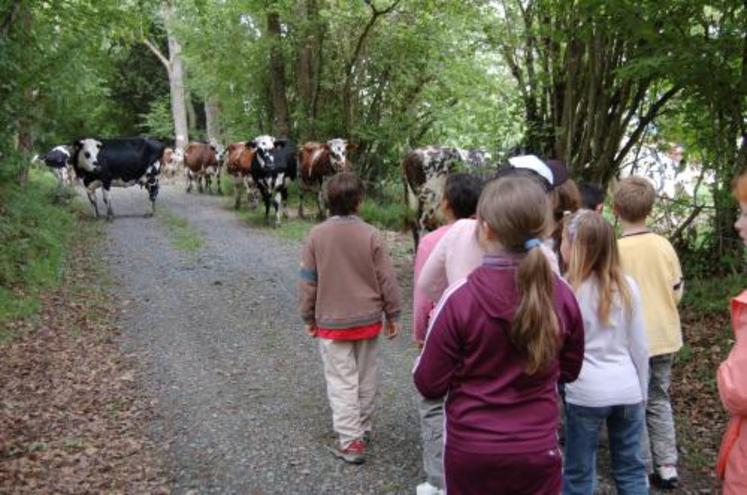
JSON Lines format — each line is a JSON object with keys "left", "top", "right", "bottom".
{"left": 1, "top": 0, "right": 746, "bottom": 478}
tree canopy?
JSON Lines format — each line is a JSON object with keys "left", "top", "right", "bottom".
{"left": 1, "top": 0, "right": 745, "bottom": 272}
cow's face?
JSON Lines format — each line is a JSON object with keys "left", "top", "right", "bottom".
{"left": 327, "top": 138, "right": 351, "bottom": 172}
{"left": 249, "top": 135, "right": 276, "bottom": 168}
{"left": 74, "top": 139, "right": 102, "bottom": 173}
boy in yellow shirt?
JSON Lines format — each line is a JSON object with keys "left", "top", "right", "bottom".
{"left": 614, "top": 177, "right": 683, "bottom": 489}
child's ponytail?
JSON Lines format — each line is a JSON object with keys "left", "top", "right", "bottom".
{"left": 476, "top": 176, "right": 559, "bottom": 376}
{"left": 513, "top": 243, "right": 558, "bottom": 375}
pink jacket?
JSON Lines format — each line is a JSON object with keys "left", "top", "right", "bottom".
{"left": 417, "top": 219, "right": 561, "bottom": 306}
{"left": 412, "top": 225, "right": 452, "bottom": 343}
{"left": 717, "top": 290, "right": 747, "bottom": 494}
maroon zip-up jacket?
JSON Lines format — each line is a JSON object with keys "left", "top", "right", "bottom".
{"left": 413, "top": 255, "right": 584, "bottom": 455}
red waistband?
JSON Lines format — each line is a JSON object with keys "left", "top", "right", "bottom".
{"left": 317, "top": 322, "right": 382, "bottom": 340}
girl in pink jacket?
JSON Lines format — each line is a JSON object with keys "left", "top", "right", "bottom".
{"left": 717, "top": 170, "right": 747, "bottom": 493}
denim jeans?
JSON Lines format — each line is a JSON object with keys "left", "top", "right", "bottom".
{"left": 563, "top": 402, "right": 648, "bottom": 495}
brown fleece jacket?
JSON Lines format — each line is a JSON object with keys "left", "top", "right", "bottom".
{"left": 298, "top": 216, "right": 402, "bottom": 330}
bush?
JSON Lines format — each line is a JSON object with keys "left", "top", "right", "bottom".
{"left": 0, "top": 167, "right": 84, "bottom": 331}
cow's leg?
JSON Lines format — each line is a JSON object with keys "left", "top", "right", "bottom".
{"left": 186, "top": 171, "right": 193, "bottom": 193}
{"left": 216, "top": 168, "right": 223, "bottom": 195}
{"left": 86, "top": 185, "right": 99, "bottom": 218}
{"left": 281, "top": 185, "right": 289, "bottom": 220}
{"left": 198, "top": 174, "right": 204, "bottom": 193}
{"left": 233, "top": 176, "right": 243, "bottom": 209}
{"left": 298, "top": 184, "right": 306, "bottom": 219}
{"left": 102, "top": 185, "right": 114, "bottom": 221}
{"left": 146, "top": 181, "right": 159, "bottom": 217}
{"left": 316, "top": 185, "right": 326, "bottom": 220}
{"left": 273, "top": 190, "right": 282, "bottom": 227}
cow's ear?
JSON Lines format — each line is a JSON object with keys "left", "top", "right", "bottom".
{"left": 246, "top": 141, "right": 257, "bottom": 149}
{"left": 274, "top": 139, "right": 288, "bottom": 149}
{"left": 347, "top": 143, "right": 358, "bottom": 151}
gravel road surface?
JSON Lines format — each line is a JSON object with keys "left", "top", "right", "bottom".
{"left": 104, "top": 185, "right": 421, "bottom": 495}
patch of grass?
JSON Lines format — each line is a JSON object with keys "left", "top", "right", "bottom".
{"left": 158, "top": 210, "right": 204, "bottom": 252}
{"left": 680, "top": 274, "right": 745, "bottom": 318}
{"left": 359, "top": 198, "right": 409, "bottom": 231}
{"left": 0, "top": 169, "right": 92, "bottom": 337}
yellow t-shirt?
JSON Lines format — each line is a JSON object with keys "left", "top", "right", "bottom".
{"left": 618, "top": 232, "right": 683, "bottom": 356}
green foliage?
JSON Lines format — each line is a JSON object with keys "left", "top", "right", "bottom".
{"left": 681, "top": 274, "right": 746, "bottom": 318}
{"left": 0, "top": 166, "right": 87, "bottom": 330}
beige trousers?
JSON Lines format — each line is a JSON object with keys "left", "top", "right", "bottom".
{"left": 318, "top": 336, "right": 380, "bottom": 448}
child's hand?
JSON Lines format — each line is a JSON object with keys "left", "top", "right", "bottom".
{"left": 385, "top": 320, "right": 400, "bottom": 339}
{"left": 304, "top": 323, "right": 318, "bottom": 337}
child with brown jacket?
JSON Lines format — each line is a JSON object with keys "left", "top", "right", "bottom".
{"left": 298, "top": 172, "right": 402, "bottom": 464}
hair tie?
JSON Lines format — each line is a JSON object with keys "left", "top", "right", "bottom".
{"left": 524, "top": 238, "right": 542, "bottom": 251}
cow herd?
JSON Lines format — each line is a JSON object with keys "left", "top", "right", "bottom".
{"left": 38, "top": 135, "right": 496, "bottom": 243}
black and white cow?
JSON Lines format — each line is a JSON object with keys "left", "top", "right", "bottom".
{"left": 72, "top": 137, "right": 166, "bottom": 220}
{"left": 248, "top": 135, "right": 297, "bottom": 227}
{"left": 403, "top": 146, "right": 495, "bottom": 247}
{"left": 39, "top": 145, "right": 76, "bottom": 186}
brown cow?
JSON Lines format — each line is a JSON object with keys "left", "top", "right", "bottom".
{"left": 184, "top": 142, "right": 221, "bottom": 194}
{"left": 224, "top": 142, "right": 259, "bottom": 209}
{"left": 297, "top": 138, "right": 354, "bottom": 219}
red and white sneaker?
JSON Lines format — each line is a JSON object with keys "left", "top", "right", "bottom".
{"left": 331, "top": 439, "right": 366, "bottom": 464}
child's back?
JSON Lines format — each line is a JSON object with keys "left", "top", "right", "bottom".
{"left": 617, "top": 232, "right": 683, "bottom": 355}
{"left": 300, "top": 216, "right": 400, "bottom": 332}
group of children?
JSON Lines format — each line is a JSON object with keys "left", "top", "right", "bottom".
{"left": 297, "top": 156, "right": 697, "bottom": 494}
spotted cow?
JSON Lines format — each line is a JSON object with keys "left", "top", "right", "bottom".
{"left": 403, "top": 146, "right": 494, "bottom": 247}
{"left": 297, "top": 138, "right": 354, "bottom": 219}
{"left": 224, "top": 142, "right": 259, "bottom": 210}
{"left": 249, "top": 135, "right": 297, "bottom": 227}
{"left": 39, "top": 145, "right": 76, "bottom": 187}
{"left": 184, "top": 142, "right": 222, "bottom": 194}
{"left": 72, "top": 137, "right": 165, "bottom": 220}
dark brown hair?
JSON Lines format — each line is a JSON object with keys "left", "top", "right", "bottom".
{"left": 613, "top": 176, "right": 655, "bottom": 223}
{"left": 324, "top": 172, "right": 365, "bottom": 216}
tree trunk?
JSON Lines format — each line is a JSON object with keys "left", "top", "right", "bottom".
{"left": 296, "top": 0, "right": 318, "bottom": 141}
{"left": 205, "top": 97, "right": 222, "bottom": 144}
{"left": 267, "top": 11, "right": 291, "bottom": 137}
{"left": 163, "top": 3, "right": 188, "bottom": 150}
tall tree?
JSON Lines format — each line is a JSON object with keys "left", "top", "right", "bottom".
{"left": 144, "top": 2, "right": 189, "bottom": 150}
{"left": 489, "top": 0, "right": 692, "bottom": 183}
{"left": 267, "top": 10, "right": 291, "bottom": 137}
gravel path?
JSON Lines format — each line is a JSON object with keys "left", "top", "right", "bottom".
{"left": 102, "top": 185, "right": 422, "bottom": 494}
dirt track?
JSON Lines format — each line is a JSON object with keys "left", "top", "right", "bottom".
{"left": 104, "top": 185, "right": 421, "bottom": 494}
{"left": 99, "top": 185, "right": 705, "bottom": 494}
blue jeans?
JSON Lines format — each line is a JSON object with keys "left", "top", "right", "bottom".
{"left": 563, "top": 402, "right": 648, "bottom": 495}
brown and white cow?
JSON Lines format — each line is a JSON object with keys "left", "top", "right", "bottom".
{"left": 184, "top": 142, "right": 221, "bottom": 194}
{"left": 403, "top": 146, "right": 494, "bottom": 247}
{"left": 161, "top": 147, "right": 183, "bottom": 179}
{"left": 297, "top": 138, "right": 354, "bottom": 219}
{"left": 224, "top": 142, "right": 259, "bottom": 210}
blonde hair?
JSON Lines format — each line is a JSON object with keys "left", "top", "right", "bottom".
{"left": 564, "top": 211, "right": 632, "bottom": 324}
{"left": 477, "top": 176, "right": 557, "bottom": 375}
{"left": 613, "top": 177, "right": 655, "bottom": 223}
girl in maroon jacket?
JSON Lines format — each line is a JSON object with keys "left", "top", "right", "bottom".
{"left": 413, "top": 175, "right": 585, "bottom": 494}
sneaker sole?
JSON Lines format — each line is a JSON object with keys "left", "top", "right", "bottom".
{"left": 325, "top": 445, "right": 365, "bottom": 464}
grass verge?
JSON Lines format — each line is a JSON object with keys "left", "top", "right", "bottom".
{"left": 0, "top": 169, "right": 96, "bottom": 340}
{"left": 158, "top": 210, "right": 204, "bottom": 252}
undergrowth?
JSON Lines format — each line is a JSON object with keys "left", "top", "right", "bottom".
{"left": 0, "top": 168, "right": 93, "bottom": 340}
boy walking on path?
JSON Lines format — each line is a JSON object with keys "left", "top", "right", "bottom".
{"left": 614, "top": 177, "right": 684, "bottom": 488}
{"left": 298, "top": 173, "right": 402, "bottom": 464}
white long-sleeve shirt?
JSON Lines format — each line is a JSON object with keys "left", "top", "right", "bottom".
{"left": 565, "top": 276, "right": 649, "bottom": 407}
